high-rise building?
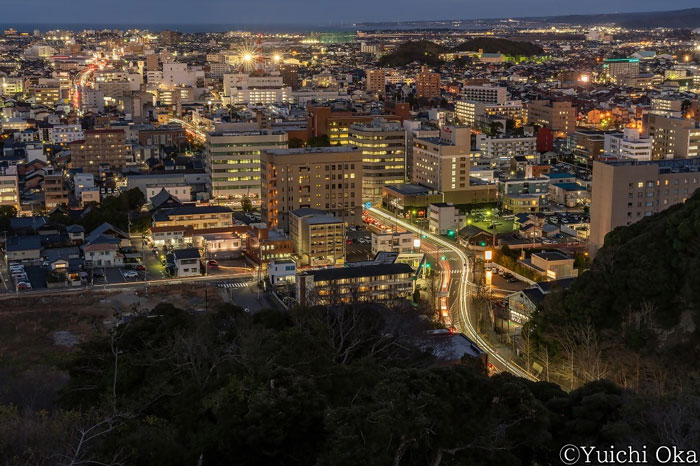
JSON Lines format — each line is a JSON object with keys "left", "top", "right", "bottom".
{"left": 412, "top": 126, "right": 470, "bottom": 194}
{"left": 416, "top": 66, "right": 441, "bottom": 99}
{"left": 69, "top": 129, "right": 127, "bottom": 174}
{"left": 602, "top": 58, "right": 639, "bottom": 84}
{"left": 348, "top": 119, "right": 406, "bottom": 203}
{"left": 145, "top": 53, "right": 159, "bottom": 72}
{"left": 365, "top": 69, "right": 385, "bottom": 96}
{"left": 205, "top": 129, "right": 288, "bottom": 204}
{"left": 260, "top": 146, "right": 364, "bottom": 230}
{"left": 476, "top": 134, "right": 537, "bottom": 162}
{"left": 462, "top": 85, "right": 507, "bottom": 104}
{"left": 455, "top": 100, "right": 524, "bottom": 127}
{"left": 590, "top": 158, "right": 700, "bottom": 253}
{"left": 603, "top": 128, "right": 653, "bottom": 161}
{"left": 647, "top": 114, "right": 700, "bottom": 159}
{"left": 279, "top": 64, "right": 299, "bottom": 90}
{"left": 526, "top": 100, "right": 577, "bottom": 137}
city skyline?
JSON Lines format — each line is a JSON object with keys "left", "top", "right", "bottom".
{"left": 2, "top": 0, "right": 700, "bottom": 27}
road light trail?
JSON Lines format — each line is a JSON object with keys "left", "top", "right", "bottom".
{"left": 369, "top": 207, "right": 536, "bottom": 381}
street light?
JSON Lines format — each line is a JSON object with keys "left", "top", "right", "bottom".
{"left": 484, "top": 250, "right": 493, "bottom": 261}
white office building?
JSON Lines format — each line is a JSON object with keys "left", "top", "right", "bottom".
{"left": 604, "top": 128, "right": 653, "bottom": 161}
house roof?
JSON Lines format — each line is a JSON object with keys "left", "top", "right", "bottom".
{"left": 172, "top": 248, "right": 201, "bottom": 260}
{"left": 6, "top": 235, "right": 41, "bottom": 252}
{"left": 150, "top": 188, "right": 182, "bottom": 210}
{"left": 9, "top": 216, "right": 47, "bottom": 231}
{"left": 304, "top": 262, "right": 413, "bottom": 282}
{"left": 85, "top": 222, "right": 129, "bottom": 244}
{"left": 66, "top": 224, "right": 85, "bottom": 233}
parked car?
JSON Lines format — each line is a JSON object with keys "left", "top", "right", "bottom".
{"left": 17, "top": 282, "right": 32, "bottom": 290}
{"left": 207, "top": 260, "right": 219, "bottom": 269}
{"left": 346, "top": 238, "right": 353, "bottom": 245}
{"left": 135, "top": 264, "right": 146, "bottom": 271}
{"left": 123, "top": 270, "right": 139, "bottom": 278}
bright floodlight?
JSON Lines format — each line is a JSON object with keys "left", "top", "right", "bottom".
{"left": 243, "top": 53, "right": 253, "bottom": 62}
{"left": 273, "top": 54, "right": 281, "bottom": 62}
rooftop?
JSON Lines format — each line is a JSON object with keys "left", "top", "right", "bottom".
{"left": 263, "top": 146, "right": 361, "bottom": 155}
{"left": 305, "top": 262, "right": 413, "bottom": 282}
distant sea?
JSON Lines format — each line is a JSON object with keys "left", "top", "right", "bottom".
{"left": 0, "top": 23, "right": 360, "bottom": 33}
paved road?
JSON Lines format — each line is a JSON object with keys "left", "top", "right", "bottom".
{"left": 369, "top": 207, "right": 536, "bottom": 381}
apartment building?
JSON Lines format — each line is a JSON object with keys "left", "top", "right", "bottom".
{"left": 416, "top": 66, "right": 440, "bottom": 99}
{"left": 365, "top": 69, "right": 385, "bottom": 95}
{"left": 43, "top": 173, "right": 69, "bottom": 209}
{"left": 205, "top": 129, "right": 288, "bottom": 204}
{"left": 428, "top": 202, "right": 465, "bottom": 235}
{"left": 348, "top": 119, "right": 406, "bottom": 203}
{"left": 371, "top": 230, "right": 416, "bottom": 254}
{"left": 222, "top": 72, "right": 292, "bottom": 105}
{"left": 590, "top": 158, "right": 700, "bottom": 253}
{"left": 476, "top": 134, "right": 537, "bottom": 162}
{"left": 455, "top": 100, "right": 524, "bottom": 127}
{"left": 602, "top": 58, "right": 639, "bottom": 84}
{"left": 307, "top": 100, "right": 409, "bottom": 145}
{"left": 0, "top": 170, "right": 19, "bottom": 209}
{"left": 462, "top": 85, "right": 506, "bottom": 104}
{"left": 152, "top": 205, "right": 234, "bottom": 231}
{"left": 526, "top": 100, "right": 576, "bottom": 137}
{"left": 569, "top": 130, "right": 607, "bottom": 163}
{"left": 412, "top": 126, "right": 470, "bottom": 194}
{"left": 290, "top": 208, "right": 345, "bottom": 267}
{"left": 647, "top": 114, "right": 700, "bottom": 159}
{"left": 50, "top": 124, "right": 84, "bottom": 145}
{"left": 260, "top": 146, "right": 364, "bottom": 230}
{"left": 69, "top": 129, "right": 127, "bottom": 174}
{"left": 296, "top": 262, "right": 414, "bottom": 306}
{"left": 603, "top": 128, "right": 653, "bottom": 161}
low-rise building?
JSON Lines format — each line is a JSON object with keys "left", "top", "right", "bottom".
{"left": 296, "top": 262, "right": 414, "bottom": 306}
{"left": 152, "top": 205, "right": 233, "bottom": 231}
{"left": 371, "top": 230, "right": 416, "bottom": 255}
{"left": 171, "top": 248, "right": 202, "bottom": 277}
{"left": 428, "top": 202, "right": 465, "bottom": 235}
{"left": 268, "top": 259, "right": 297, "bottom": 287}
{"left": 5, "top": 236, "right": 42, "bottom": 263}
{"left": 520, "top": 251, "right": 577, "bottom": 280}
{"left": 289, "top": 208, "right": 345, "bottom": 267}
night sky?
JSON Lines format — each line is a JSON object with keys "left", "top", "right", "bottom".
{"left": 3, "top": 0, "right": 699, "bottom": 25}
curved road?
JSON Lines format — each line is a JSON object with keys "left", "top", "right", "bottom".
{"left": 369, "top": 207, "right": 535, "bottom": 380}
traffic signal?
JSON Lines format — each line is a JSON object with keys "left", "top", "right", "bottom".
{"left": 441, "top": 255, "right": 446, "bottom": 260}
{"left": 422, "top": 234, "right": 427, "bottom": 239}
{"left": 447, "top": 230, "right": 455, "bottom": 237}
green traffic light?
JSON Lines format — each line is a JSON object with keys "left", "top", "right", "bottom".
{"left": 441, "top": 255, "right": 446, "bottom": 260}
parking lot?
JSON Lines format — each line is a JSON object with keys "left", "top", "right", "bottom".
{"left": 345, "top": 226, "right": 373, "bottom": 261}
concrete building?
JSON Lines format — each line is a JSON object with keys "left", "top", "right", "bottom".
{"left": 499, "top": 178, "right": 549, "bottom": 213}
{"left": 428, "top": 202, "right": 465, "bottom": 235}
{"left": 521, "top": 251, "right": 577, "bottom": 280}
{"left": 74, "top": 173, "right": 95, "bottom": 198}
{"left": 205, "top": 129, "right": 288, "bottom": 204}
{"left": 526, "top": 100, "right": 576, "bottom": 137}
{"left": 462, "top": 85, "right": 506, "bottom": 104}
{"left": 290, "top": 208, "right": 345, "bottom": 267}
{"left": 455, "top": 99, "right": 524, "bottom": 128}
{"left": 0, "top": 169, "right": 19, "bottom": 209}
{"left": 296, "top": 262, "right": 414, "bottom": 306}
{"left": 590, "top": 158, "right": 700, "bottom": 253}
{"left": 260, "top": 146, "right": 364, "bottom": 230}
{"left": 69, "top": 129, "right": 127, "bottom": 174}
{"left": 647, "top": 114, "right": 700, "bottom": 159}
{"left": 412, "top": 126, "right": 470, "bottom": 194}
{"left": 570, "top": 130, "right": 607, "bottom": 163}
{"left": 371, "top": 230, "right": 416, "bottom": 254}
{"left": 152, "top": 205, "right": 233, "bottom": 231}
{"left": 365, "top": 69, "right": 385, "bottom": 96}
{"left": 50, "top": 124, "right": 84, "bottom": 145}
{"left": 268, "top": 259, "right": 297, "bottom": 287}
{"left": 602, "top": 58, "right": 639, "bottom": 84}
{"left": 416, "top": 66, "right": 440, "bottom": 99}
{"left": 222, "top": 72, "right": 292, "bottom": 105}
{"left": 348, "top": 119, "right": 406, "bottom": 203}
{"left": 476, "top": 134, "right": 536, "bottom": 162}
{"left": 604, "top": 128, "right": 653, "bottom": 161}
{"left": 43, "top": 173, "right": 69, "bottom": 209}
{"left": 307, "top": 101, "right": 409, "bottom": 145}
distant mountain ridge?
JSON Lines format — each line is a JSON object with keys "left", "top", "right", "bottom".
{"left": 357, "top": 8, "right": 700, "bottom": 29}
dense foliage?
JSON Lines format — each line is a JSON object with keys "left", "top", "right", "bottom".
{"left": 4, "top": 302, "right": 699, "bottom": 465}
{"left": 531, "top": 190, "right": 700, "bottom": 390}
{"left": 378, "top": 40, "right": 446, "bottom": 67}
{"left": 452, "top": 38, "right": 544, "bottom": 56}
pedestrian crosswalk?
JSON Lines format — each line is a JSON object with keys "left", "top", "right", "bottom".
{"left": 217, "top": 281, "right": 250, "bottom": 289}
